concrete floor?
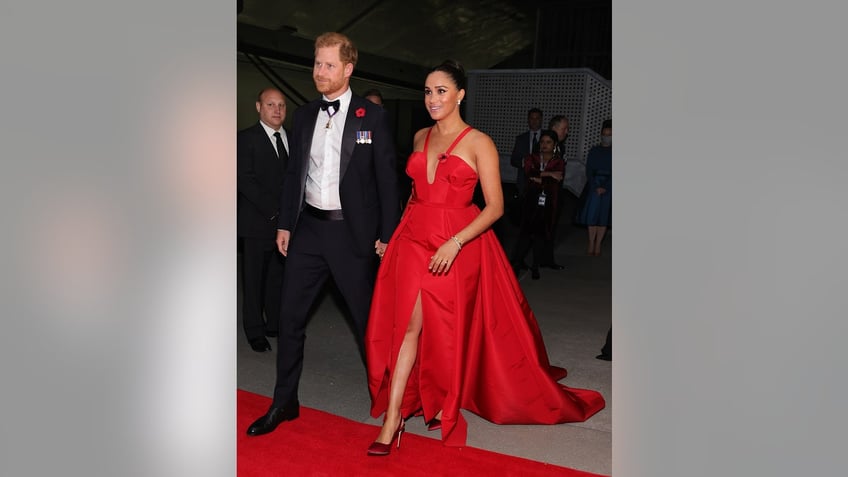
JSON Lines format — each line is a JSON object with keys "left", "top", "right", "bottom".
{"left": 237, "top": 195, "right": 612, "bottom": 476}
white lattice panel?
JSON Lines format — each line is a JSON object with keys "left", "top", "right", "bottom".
{"left": 466, "top": 68, "right": 610, "bottom": 194}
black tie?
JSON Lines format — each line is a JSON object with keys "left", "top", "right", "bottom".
{"left": 320, "top": 99, "right": 340, "bottom": 112}
{"left": 532, "top": 131, "right": 540, "bottom": 153}
{"left": 273, "top": 131, "right": 287, "bottom": 163}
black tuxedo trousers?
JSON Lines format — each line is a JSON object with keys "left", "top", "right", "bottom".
{"left": 272, "top": 213, "right": 377, "bottom": 406}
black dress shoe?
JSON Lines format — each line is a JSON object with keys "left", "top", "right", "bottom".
{"left": 531, "top": 268, "right": 540, "bottom": 280}
{"left": 595, "top": 354, "right": 612, "bottom": 361}
{"left": 265, "top": 330, "right": 278, "bottom": 338}
{"left": 542, "top": 262, "right": 565, "bottom": 270}
{"left": 246, "top": 403, "right": 300, "bottom": 436}
{"left": 249, "top": 337, "right": 272, "bottom": 352}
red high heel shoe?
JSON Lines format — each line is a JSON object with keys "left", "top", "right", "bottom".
{"left": 426, "top": 418, "right": 441, "bottom": 431}
{"left": 366, "top": 419, "right": 405, "bottom": 456}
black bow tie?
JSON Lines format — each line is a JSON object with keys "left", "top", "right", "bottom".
{"left": 320, "top": 99, "right": 340, "bottom": 111}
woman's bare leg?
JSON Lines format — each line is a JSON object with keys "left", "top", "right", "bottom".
{"left": 593, "top": 226, "right": 607, "bottom": 255}
{"left": 373, "top": 292, "right": 424, "bottom": 444}
{"left": 587, "top": 226, "right": 599, "bottom": 254}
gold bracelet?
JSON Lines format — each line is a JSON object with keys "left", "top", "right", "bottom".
{"left": 450, "top": 235, "right": 463, "bottom": 251}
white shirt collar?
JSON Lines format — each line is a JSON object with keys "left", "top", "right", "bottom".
{"left": 259, "top": 120, "right": 283, "bottom": 138}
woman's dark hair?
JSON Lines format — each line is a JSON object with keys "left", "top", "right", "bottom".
{"left": 539, "top": 129, "right": 559, "bottom": 145}
{"left": 429, "top": 59, "right": 467, "bottom": 92}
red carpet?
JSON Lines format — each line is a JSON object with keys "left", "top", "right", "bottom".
{"left": 238, "top": 389, "right": 607, "bottom": 477}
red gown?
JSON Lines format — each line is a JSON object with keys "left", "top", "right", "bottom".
{"left": 365, "top": 126, "right": 605, "bottom": 447}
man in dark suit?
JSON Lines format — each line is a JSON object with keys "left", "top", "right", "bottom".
{"left": 510, "top": 107, "right": 544, "bottom": 199}
{"left": 237, "top": 87, "right": 289, "bottom": 353}
{"left": 247, "top": 32, "right": 400, "bottom": 436}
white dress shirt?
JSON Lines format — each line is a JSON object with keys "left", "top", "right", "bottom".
{"left": 259, "top": 120, "right": 288, "bottom": 156}
{"left": 305, "top": 87, "right": 352, "bottom": 210}
{"left": 529, "top": 129, "right": 540, "bottom": 151}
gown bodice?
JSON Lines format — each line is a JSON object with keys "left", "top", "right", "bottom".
{"left": 406, "top": 126, "right": 477, "bottom": 207}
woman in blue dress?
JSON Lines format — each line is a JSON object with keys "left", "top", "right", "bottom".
{"left": 576, "top": 119, "right": 611, "bottom": 256}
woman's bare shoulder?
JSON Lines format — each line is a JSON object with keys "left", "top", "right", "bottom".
{"left": 465, "top": 127, "right": 496, "bottom": 150}
{"left": 414, "top": 127, "right": 431, "bottom": 140}
{"left": 412, "top": 127, "right": 431, "bottom": 149}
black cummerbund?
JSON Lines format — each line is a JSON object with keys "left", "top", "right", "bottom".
{"left": 304, "top": 203, "right": 344, "bottom": 221}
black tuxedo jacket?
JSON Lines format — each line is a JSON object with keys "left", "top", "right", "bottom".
{"left": 278, "top": 95, "right": 400, "bottom": 256}
{"left": 238, "top": 122, "right": 288, "bottom": 238}
{"left": 511, "top": 130, "right": 536, "bottom": 168}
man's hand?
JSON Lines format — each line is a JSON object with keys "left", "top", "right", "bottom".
{"left": 276, "top": 230, "right": 291, "bottom": 256}
{"left": 375, "top": 240, "right": 388, "bottom": 260}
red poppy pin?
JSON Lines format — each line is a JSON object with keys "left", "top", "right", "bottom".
{"left": 355, "top": 107, "right": 366, "bottom": 118}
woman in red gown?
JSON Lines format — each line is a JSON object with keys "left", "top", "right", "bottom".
{"left": 365, "top": 60, "right": 605, "bottom": 455}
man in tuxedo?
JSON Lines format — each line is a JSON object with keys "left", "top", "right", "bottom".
{"left": 510, "top": 107, "right": 544, "bottom": 199}
{"left": 237, "top": 87, "right": 289, "bottom": 352}
{"left": 247, "top": 32, "right": 400, "bottom": 436}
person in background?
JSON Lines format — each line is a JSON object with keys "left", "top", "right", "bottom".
{"left": 510, "top": 130, "right": 564, "bottom": 280}
{"left": 362, "top": 88, "right": 384, "bottom": 107}
{"left": 540, "top": 114, "right": 570, "bottom": 270}
{"left": 597, "top": 327, "right": 612, "bottom": 361}
{"left": 510, "top": 107, "right": 543, "bottom": 200}
{"left": 246, "top": 32, "right": 400, "bottom": 437}
{"left": 237, "top": 87, "right": 289, "bottom": 352}
{"left": 575, "top": 119, "right": 612, "bottom": 256}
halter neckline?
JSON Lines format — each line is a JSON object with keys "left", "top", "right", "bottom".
{"left": 423, "top": 126, "right": 474, "bottom": 157}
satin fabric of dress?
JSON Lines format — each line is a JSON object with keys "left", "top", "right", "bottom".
{"left": 365, "top": 127, "right": 605, "bottom": 447}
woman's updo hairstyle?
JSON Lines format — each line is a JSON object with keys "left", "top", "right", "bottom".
{"left": 429, "top": 59, "right": 467, "bottom": 92}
